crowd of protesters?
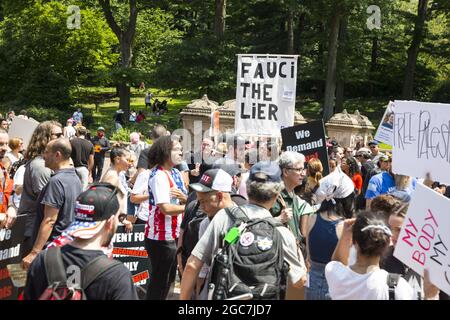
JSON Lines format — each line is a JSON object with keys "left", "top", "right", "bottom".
{"left": 0, "top": 109, "right": 448, "bottom": 301}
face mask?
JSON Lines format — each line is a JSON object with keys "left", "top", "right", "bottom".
{"left": 98, "top": 132, "right": 104, "bottom": 138}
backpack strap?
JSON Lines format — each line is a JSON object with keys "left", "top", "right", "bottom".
{"left": 225, "top": 206, "right": 249, "bottom": 224}
{"left": 81, "top": 256, "right": 123, "bottom": 290}
{"left": 44, "top": 246, "right": 67, "bottom": 285}
{"left": 387, "top": 273, "right": 401, "bottom": 300}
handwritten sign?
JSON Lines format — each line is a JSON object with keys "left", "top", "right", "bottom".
{"left": 281, "top": 120, "right": 330, "bottom": 176}
{"left": 235, "top": 54, "right": 298, "bottom": 136}
{"left": 393, "top": 183, "right": 450, "bottom": 295}
{"left": 392, "top": 101, "right": 450, "bottom": 185}
{"left": 374, "top": 101, "right": 394, "bottom": 146}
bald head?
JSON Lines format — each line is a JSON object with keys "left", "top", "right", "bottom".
{"left": 48, "top": 138, "right": 72, "bottom": 160}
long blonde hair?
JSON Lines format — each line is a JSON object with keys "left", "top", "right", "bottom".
{"left": 308, "top": 158, "right": 323, "bottom": 186}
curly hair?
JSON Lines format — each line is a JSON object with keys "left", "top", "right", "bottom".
{"left": 345, "top": 156, "right": 361, "bottom": 178}
{"left": 24, "top": 121, "right": 62, "bottom": 161}
{"left": 353, "top": 211, "right": 391, "bottom": 257}
{"left": 370, "top": 195, "right": 404, "bottom": 222}
{"left": 148, "top": 135, "right": 179, "bottom": 168}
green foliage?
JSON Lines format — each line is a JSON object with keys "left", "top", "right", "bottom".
{"left": 25, "top": 105, "right": 94, "bottom": 127}
{"left": 431, "top": 80, "right": 450, "bottom": 103}
{"left": 0, "top": 0, "right": 118, "bottom": 108}
{"left": 109, "top": 127, "right": 132, "bottom": 143}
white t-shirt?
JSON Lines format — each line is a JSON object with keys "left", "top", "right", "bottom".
{"left": 6, "top": 151, "right": 23, "bottom": 165}
{"left": 131, "top": 169, "right": 150, "bottom": 222}
{"left": 64, "top": 126, "right": 76, "bottom": 139}
{"left": 325, "top": 261, "right": 415, "bottom": 300}
{"left": 12, "top": 165, "right": 26, "bottom": 208}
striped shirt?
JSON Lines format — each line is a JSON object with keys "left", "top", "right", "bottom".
{"left": 145, "top": 166, "right": 187, "bottom": 241}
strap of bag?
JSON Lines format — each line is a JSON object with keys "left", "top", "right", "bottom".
{"left": 44, "top": 246, "right": 68, "bottom": 285}
{"left": 81, "top": 256, "right": 123, "bottom": 290}
{"left": 224, "top": 206, "right": 249, "bottom": 224}
{"left": 387, "top": 273, "right": 401, "bottom": 300}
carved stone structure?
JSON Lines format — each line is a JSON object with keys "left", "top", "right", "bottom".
{"left": 180, "top": 95, "right": 307, "bottom": 145}
{"left": 325, "top": 109, "right": 375, "bottom": 147}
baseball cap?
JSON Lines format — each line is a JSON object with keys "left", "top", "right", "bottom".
{"left": 249, "top": 161, "right": 282, "bottom": 183}
{"left": 190, "top": 169, "right": 233, "bottom": 193}
{"left": 97, "top": 126, "right": 105, "bottom": 132}
{"left": 378, "top": 154, "right": 391, "bottom": 162}
{"left": 64, "top": 183, "right": 120, "bottom": 239}
{"left": 368, "top": 140, "right": 379, "bottom": 146}
{"left": 212, "top": 162, "right": 244, "bottom": 177}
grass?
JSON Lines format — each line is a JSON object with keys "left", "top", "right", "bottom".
{"left": 73, "top": 86, "right": 193, "bottom": 137}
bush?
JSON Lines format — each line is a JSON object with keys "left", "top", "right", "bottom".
{"left": 26, "top": 106, "right": 93, "bottom": 127}
{"left": 110, "top": 127, "right": 132, "bottom": 144}
{"left": 431, "top": 80, "right": 450, "bottom": 103}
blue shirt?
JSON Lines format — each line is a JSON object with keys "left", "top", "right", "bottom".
{"left": 365, "top": 172, "right": 396, "bottom": 199}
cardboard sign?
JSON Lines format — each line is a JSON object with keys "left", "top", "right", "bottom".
{"left": 112, "top": 224, "right": 150, "bottom": 294}
{"left": 393, "top": 183, "right": 450, "bottom": 295}
{"left": 7, "top": 117, "right": 39, "bottom": 150}
{"left": 0, "top": 215, "right": 26, "bottom": 268}
{"left": 281, "top": 120, "right": 330, "bottom": 176}
{"left": 374, "top": 101, "right": 395, "bottom": 146}
{"left": 392, "top": 100, "right": 450, "bottom": 185}
{"left": 235, "top": 54, "right": 298, "bottom": 136}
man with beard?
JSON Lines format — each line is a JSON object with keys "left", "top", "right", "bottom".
{"left": 24, "top": 183, "right": 138, "bottom": 300}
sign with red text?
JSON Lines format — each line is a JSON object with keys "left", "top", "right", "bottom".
{"left": 393, "top": 183, "right": 450, "bottom": 295}
{"left": 235, "top": 54, "right": 298, "bottom": 136}
{"left": 392, "top": 101, "right": 450, "bottom": 185}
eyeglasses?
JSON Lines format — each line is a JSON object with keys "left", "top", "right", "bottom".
{"left": 52, "top": 132, "right": 63, "bottom": 138}
{"left": 118, "top": 213, "right": 127, "bottom": 223}
{"left": 287, "top": 167, "right": 305, "bottom": 173}
{"left": 370, "top": 146, "right": 377, "bottom": 149}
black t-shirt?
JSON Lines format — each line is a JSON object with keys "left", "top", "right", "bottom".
{"left": 31, "top": 168, "right": 82, "bottom": 244}
{"left": 70, "top": 137, "right": 94, "bottom": 168}
{"left": 91, "top": 136, "right": 110, "bottom": 158}
{"left": 24, "top": 244, "right": 138, "bottom": 300}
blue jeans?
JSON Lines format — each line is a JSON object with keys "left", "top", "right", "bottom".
{"left": 305, "top": 261, "right": 331, "bottom": 300}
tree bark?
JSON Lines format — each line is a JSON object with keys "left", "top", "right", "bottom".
{"left": 287, "top": 10, "right": 295, "bottom": 54}
{"left": 99, "top": 0, "right": 138, "bottom": 120}
{"left": 368, "top": 37, "right": 378, "bottom": 97}
{"left": 214, "top": 0, "right": 226, "bottom": 39}
{"left": 323, "top": 10, "right": 341, "bottom": 122}
{"left": 335, "top": 16, "right": 347, "bottom": 113}
{"left": 402, "top": 0, "right": 429, "bottom": 100}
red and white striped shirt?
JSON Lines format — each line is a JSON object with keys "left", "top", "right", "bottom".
{"left": 145, "top": 167, "right": 186, "bottom": 241}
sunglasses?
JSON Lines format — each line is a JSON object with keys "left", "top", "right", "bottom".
{"left": 118, "top": 213, "right": 127, "bottom": 223}
{"left": 52, "top": 132, "right": 63, "bottom": 138}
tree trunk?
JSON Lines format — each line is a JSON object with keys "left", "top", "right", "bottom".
{"left": 214, "top": 0, "right": 226, "bottom": 39}
{"left": 315, "top": 23, "right": 325, "bottom": 101}
{"left": 99, "top": 0, "right": 138, "bottom": 122}
{"left": 368, "top": 37, "right": 378, "bottom": 97}
{"left": 287, "top": 10, "right": 295, "bottom": 54}
{"left": 323, "top": 11, "right": 341, "bottom": 122}
{"left": 402, "top": 0, "right": 429, "bottom": 100}
{"left": 335, "top": 16, "right": 347, "bottom": 113}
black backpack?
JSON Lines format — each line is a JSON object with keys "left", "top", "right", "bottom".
{"left": 181, "top": 201, "right": 207, "bottom": 267}
{"left": 209, "top": 206, "right": 288, "bottom": 300}
{"left": 39, "top": 246, "right": 122, "bottom": 300}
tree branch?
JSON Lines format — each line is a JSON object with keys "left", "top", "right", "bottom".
{"left": 98, "top": 0, "right": 122, "bottom": 39}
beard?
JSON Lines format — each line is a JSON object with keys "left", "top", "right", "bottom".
{"left": 101, "top": 229, "right": 115, "bottom": 248}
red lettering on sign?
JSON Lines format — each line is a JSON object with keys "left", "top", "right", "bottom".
{"left": 0, "top": 285, "right": 12, "bottom": 299}
{"left": 418, "top": 235, "right": 431, "bottom": 251}
{"left": 112, "top": 248, "right": 148, "bottom": 257}
{"left": 0, "top": 268, "right": 10, "bottom": 281}
{"left": 402, "top": 218, "right": 418, "bottom": 247}
{"left": 412, "top": 250, "right": 426, "bottom": 266}
{"left": 132, "top": 271, "right": 149, "bottom": 283}
{"left": 425, "top": 209, "right": 438, "bottom": 228}
{"left": 421, "top": 223, "right": 435, "bottom": 240}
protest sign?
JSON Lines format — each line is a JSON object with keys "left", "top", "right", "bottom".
{"left": 374, "top": 101, "right": 394, "bottom": 146}
{"left": 0, "top": 267, "right": 17, "bottom": 300}
{"left": 392, "top": 100, "right": 450, "bottom": 185}
{"left": 8, "top": 117, "right": 39, "bottom": 150}
{"left": 281, "top": 120, "right": 330, "bottom": 176}
{"left": 112, "top": 224, "right": 150, "bottom": 296}
{"left": 0, "top": 215, "right": 26, "bottom": 269}
{"left": 235, "top": 54, "right": 298, "bottom": 136}
{"left": 393, "top": 183, "right": 450, "bottom": 295}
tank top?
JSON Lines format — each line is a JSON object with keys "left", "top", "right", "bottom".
{"left": 308, "top": 213, "right": 342, "bottom": 264}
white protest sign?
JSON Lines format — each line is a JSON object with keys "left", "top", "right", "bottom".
{"left": 8, "top": 117, "right": 39, "bottom": 150}
{"left": 235, "top": 54, "right": 298, "bottom": 136}
{"left": 393, "top": 183, "right": 450, "bottom": 295}
{"left": 392, "top": 100, "right": 450, "bottom": 185}
{"left": 374, "top": 101, "right": 394, "bottom": 146}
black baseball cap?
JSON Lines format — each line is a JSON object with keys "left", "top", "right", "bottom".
{"left": 64, "top": 183, "right": 120, "bottom": 239}
{"left": 212, "top": 162, "right": 244, "bottom": 177}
